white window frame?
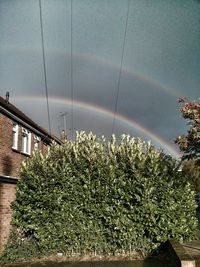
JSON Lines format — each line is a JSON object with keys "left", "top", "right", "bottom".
{"left": 12, "top": 123, "right": 19, "bottom": 150}
{"left": 21, "top": 128, "right": 31, "bottom": 155}
{"left": 34, "top": 135, "right": 41, "bottom": 149}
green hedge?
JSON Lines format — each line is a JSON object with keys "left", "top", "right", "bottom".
{"left": 2, "top": 132, "right": 198, "bottom": 260}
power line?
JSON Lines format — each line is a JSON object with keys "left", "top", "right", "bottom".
{"left": 39, "top": 0, "right": 51, "bottom": 134}
{"left": 70, "top": 0, "right": 74, "bottom": 140}
{"left": 111, "top": 0, "right": 131, "bottom": 136}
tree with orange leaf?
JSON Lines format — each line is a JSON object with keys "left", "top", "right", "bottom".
{"left": 175, "top": 97, "right": 200, "bottom": 162}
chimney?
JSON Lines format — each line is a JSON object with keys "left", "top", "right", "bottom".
{"left": 5, "top": 92, "right": 9, "bottom": 102}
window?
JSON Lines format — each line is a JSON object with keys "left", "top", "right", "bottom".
{"left": 21, "top": 128, "right": 31, "bottom": 154}
{"left": 12, "top": 123, "right": 18, "bottom": 149}
{"left": 34, "top": 135, "right": 41, "bottom": 149}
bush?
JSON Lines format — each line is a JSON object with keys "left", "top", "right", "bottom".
{"left": 2, "top": 132, "right": 198, "bottom": 261}
{"left": 0, "top": 228, "right": 42, "bottom": 263}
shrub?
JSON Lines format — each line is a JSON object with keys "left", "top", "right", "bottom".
{"left": 2, "top": 132, "right": 198, "bottom": 261}
{"left": 0, "top": 228, "right": 41, "bottom": 263}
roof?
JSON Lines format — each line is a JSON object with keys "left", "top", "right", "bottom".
{"left": 0, "top": 96, "right": 62, "bottom": 145}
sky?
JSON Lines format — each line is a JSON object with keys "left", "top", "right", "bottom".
{"left": 0, "top": 0, "right": 200, "bottom": 159}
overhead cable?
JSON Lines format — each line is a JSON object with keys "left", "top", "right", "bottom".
{"left": 70, "top": 0, "right": 74, "bottom": 140}
{"left": 39, "top": 0, "right": 51, "bottom": 134}
{"left": 111, "top": 0, "right": 131, "bottom": 136}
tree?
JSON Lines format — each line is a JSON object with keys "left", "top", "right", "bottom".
{"left": 182, "top": 159, "right": 200, "bottom": 193}
{"left": 175, "top": 97, "right": 200, "bottom": 162}
{"left": 175, "top": 98, "right": 200, "bottom": 206}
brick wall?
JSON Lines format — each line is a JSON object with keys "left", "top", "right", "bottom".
{"left": 0, "top": 112, "right": 50, "bottom": 254}
{"left": 0, "top": 183, "right": 16, "bottom": 254}
{"left": 0, "top": 113, "right": 48, "bottom": 177}
{"left": 0, "top": 113, "right": 26, "bottom": 177}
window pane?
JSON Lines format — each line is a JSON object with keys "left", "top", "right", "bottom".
{"left": 21, "top": 129, "right": 31, "bottom": 154}
{"left": 12, "top": 123, "right": 18, "bottom": 149}
{"left": 21, "top": 135, "right": 26, "bottom": 153}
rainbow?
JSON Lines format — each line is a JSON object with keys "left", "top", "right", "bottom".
{"left": 14, "top": 96, "right": 181, "bottom": 159}
{"left": 2, "top": 45, "right": 181, "bottom": 158}
{"left": 1, "top": 44, "right": 180, "bottom": 97}
{"left": 75, "top": 52, "right": 179, "bottom": 98}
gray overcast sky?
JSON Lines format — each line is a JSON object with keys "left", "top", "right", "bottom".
{"left": 0, "top": 0, "right": 200, "bottom": 158}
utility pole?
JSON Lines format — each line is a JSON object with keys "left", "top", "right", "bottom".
{"left": 59, "top": 112, "right": 68, "bottom": 141}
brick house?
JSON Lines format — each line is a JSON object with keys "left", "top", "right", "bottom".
{"left": 0, "top": 96, "right": 62, "bottom": 254}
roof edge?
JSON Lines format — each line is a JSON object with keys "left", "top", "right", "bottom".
{"left": 0, "top": 96, "right": 62, "bottom": 145}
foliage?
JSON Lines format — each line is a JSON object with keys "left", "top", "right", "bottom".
{"left": 175, "top": 98, "right": 200, "bottom": 208}
{"left": 175, "top": 97, "right": 200, "bottom": 162}
{"left": 2, "top": 132, "right": 198, "bottom": 261}
{"left": 0, "top": 228, "right": 41, "bottom": 263}
{"left": 182, "top": 160, "right": 200, "bottom": 193}
{"left": 181, "top": 159, "right": 200, "bottom": 211}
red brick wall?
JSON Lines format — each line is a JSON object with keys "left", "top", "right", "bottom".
{"left": 0, "top": 183, "right": 16, "bottom": 254}
{"left": 0, "top": 114, "right": 26, "bottom": 177}
{"left": 0, "top": 112, "right": 51, "bottom": 254}
{"left": 0, "top": 113, "right": 48, "bottom": 177}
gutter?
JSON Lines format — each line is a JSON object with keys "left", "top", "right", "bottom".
{"left": 0, "top": 175, "right": 19, "bottom": 184}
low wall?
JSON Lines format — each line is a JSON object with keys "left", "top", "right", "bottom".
{"left": 168, "top": 239, "right": 196, "bottom": 267}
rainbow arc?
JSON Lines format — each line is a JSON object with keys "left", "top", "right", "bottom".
{"left": 14, "top": 96, "right": 181, "bottom": 159}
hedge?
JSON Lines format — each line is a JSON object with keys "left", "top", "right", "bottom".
{"left": 1, "top": 132, "right": 198, "bottom": 261}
